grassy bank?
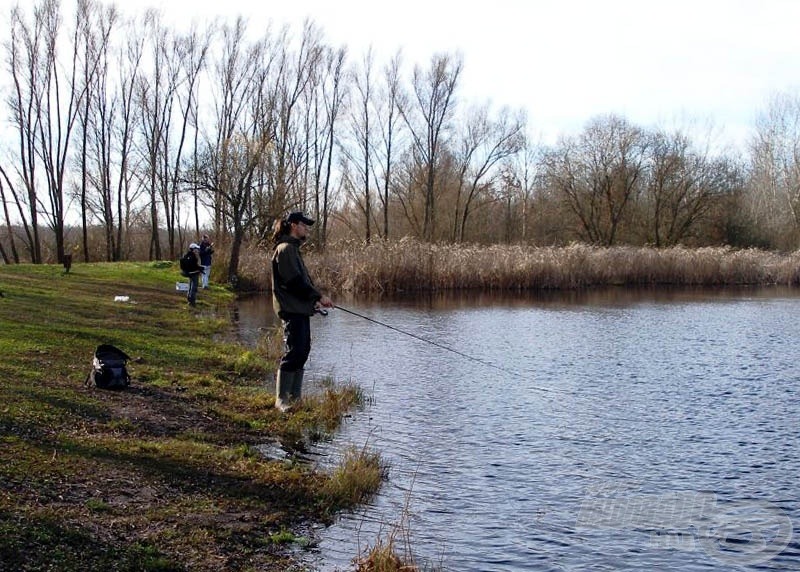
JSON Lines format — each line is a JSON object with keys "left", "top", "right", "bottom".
{"left": 0, "top": 262, "right": 385, "bottom": 571}
{"left": 238, "top": 240, "right": 800, "bottom": 293}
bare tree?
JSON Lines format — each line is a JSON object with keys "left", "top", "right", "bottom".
{"left": 52, "top": 0, "right": 107, "bottom": 261}
{"left": 343, "top": 49, "right": 406, "bottom": 240}
{"left": 644, "top": 128, "right": 733, "bottom": 246}
{"left": 747, "top": 92, "right": 800, "bottom": 248}
{"left": 0, "top": 177, "right": 20, "bottom": 262}
{"left": 451, "top": 104, "right": 525, "bottom": 242}
{"left": 77, "top": 1, "right": 120, "bottom": 261}
{"left": 4, "top": 0, "right": 109, "bottom": 263}
{"left": 170, "top": 24, "right": 212, "bottom": 250}
{"left": 398, "top": 52, "right": 462, "bottom": 241}
{"left": 543, "top": 115, "right": 648, "bottom": 245}
{"left": 0, "top": 220, "right": 8, "bottom": 263}
{"left": 266, "top": 20, "right": 324, "bottom": 219}
{"left": 111, "top": 19, "right": 148, "bottom": 261}
{"left": 375, "top": 51, "right": 405, "bottom": 239}
{"left": 341, "top": 47, "right": 377, "bottom": 242}
{"left": 393, "top": 149, "right": 425, "bottom": 237}
{"left": 137, "top": 11, "right": 205, "bottom": 260}
{"left": 317, "top": 45, "right": 347, "bottom": 247}
{"left": 191, "top": 17, "right": 276, "bottom": 282}
{"left": 506, "top": 134, "right": 539, "bottom": 242}
{"left": 6, "top": 1, "right": 53, "bottom": 262}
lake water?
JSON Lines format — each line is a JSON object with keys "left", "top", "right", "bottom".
{"left": 235, "top": 288, "right": 800, "bottom": 571}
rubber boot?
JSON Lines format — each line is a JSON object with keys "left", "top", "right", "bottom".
{"left": 290, "top": 369, "right": 304, "bottom": 401}
{"left": 275, "top": 369, "right": 295, "bottom": 412}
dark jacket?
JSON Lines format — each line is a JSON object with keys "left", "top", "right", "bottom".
{"left": 271, "top": 235, "right": 321, "bottom": 316}
{"left": 199, "top": 241, "right": 214, "bottom": 266}
{"left": 180, "top": 250, "right": 203, "bottom": 276}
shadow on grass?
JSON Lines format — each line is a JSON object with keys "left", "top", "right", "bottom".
{"left": 0, "top": 509, "right": 183, "bottom": 572}
{"left": 1, "top": 414, "right": 314, "bottom": 511}
{"left": 14, "top": 386, "right": 114, "bottom": 423}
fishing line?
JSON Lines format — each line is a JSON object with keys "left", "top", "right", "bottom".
{"left": 334, "top": 304, "right": 559, "bottom": 395}
{"left": 326, "top": 304, "right": 662, "bottom": 428}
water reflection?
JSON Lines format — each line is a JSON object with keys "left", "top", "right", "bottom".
{"left": 234, "top": 285, "right": 800, "bottom": 329}
{"left": 234, "top": 287, "right": 800, "bottom": 571}
{"left": 389, "top": 284, "right": 800, "bottom": 309}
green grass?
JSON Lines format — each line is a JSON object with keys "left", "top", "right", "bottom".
{"left": 0, "top": 261, "right": 379, "bottom": 571}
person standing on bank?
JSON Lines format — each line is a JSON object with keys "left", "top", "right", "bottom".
{"left": 271, "top": 211, "right": 333, "bottom": 412}
{"left": 199, "top": 234, "right": 214, "bottom": 289}
{"left": 180, "top": 243, "right": 204, "bottom": 307}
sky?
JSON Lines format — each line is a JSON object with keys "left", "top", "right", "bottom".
{"left": 4, "top": 0, "right": 800, "bottom": 152}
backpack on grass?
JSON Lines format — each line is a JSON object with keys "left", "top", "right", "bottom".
{"left": 85, "top": 344, "right": 131, "bottom": 389}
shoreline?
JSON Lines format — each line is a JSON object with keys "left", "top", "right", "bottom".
{"left": 0, "top": 262, "right": 383, "bottom": 571}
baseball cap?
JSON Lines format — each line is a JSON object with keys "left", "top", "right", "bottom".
{"left": 285, "top": 211, "right": 315, "bottom": 226}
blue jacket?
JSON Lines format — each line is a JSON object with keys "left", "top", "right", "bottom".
{"left": 199, "top": 241, "right": 214, "bottom": 266}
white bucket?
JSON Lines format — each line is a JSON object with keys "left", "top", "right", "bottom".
{"left": 175, "top": 282, "right": 189, "bottom": 292}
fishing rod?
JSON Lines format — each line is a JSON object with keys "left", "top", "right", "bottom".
{"left": 329, "top": 304, "right": 558, "bottom": 394}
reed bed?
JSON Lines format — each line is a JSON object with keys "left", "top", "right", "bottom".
{"left": 237, "top": 239, "right": 800, "bottom": 294}
{"left": 353, "top": 536, "right": 415, "bottom": 572}
{"left": 321, "top": 445, "right": 388, "bottom": 509}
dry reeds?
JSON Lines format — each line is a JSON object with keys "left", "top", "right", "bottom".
{"left": 351, "top": 470, "right": 437, "bottom": 572}
{"left": 354, "top": 536, "right": 416, "bottom": 572}
{"left": 322, "top": 444, "right": 387, "bottom": 509}
{"left": 235, "top": 239, "right": 800, "bottom": 294}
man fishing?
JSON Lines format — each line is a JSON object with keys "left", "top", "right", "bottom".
{"left": 270, "top": 211, "right": 333, "bottom": 412}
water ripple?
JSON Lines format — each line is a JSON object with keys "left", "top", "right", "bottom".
{"left": 238, "top": 289, "right": 800, "bottom": 571}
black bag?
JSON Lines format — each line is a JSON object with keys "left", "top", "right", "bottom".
{"left": 85, "top": 344, "right": 131, "bottom": 389}
{"left": 179, "top": 252, "right": 194, "bottom": 277}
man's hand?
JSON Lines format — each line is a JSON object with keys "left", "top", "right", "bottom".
{"left": 318, "top": 295, "right": 333, "bottom": 308}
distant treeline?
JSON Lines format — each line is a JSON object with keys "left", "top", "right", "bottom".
{"left": 2, "top": 1, "right": 800, "bottom": 280}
